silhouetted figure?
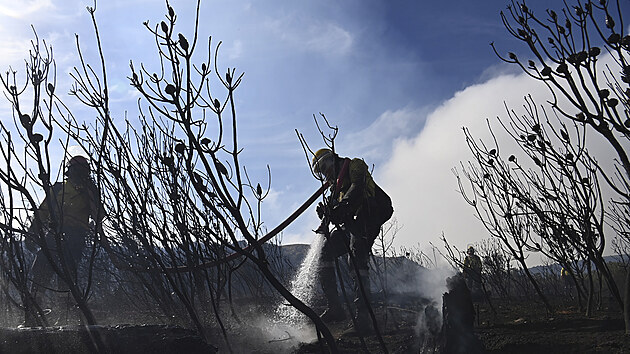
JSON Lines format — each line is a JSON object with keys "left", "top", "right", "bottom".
{"left": 441, "top": 274, "right": 485, "bottom": 354}
{"left": 311, "top": 148, "right": 393, "bottom": 335}
{"left": 561, "top": 266, "right": 573, "bottom": 299}
{"left": 24, "top": 155, "right": 102, "bottom": 326}
{"left": 463, "top": 246, "right": 482, "bottom": 298}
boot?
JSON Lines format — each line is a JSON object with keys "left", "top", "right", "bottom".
{"left": 21, "top": 305, "right": 51, "bottom": 327}
{"left": 21, "top": 287, "right": 45, "bottom": 327}
{"left": 21, "top": 311, "right": 38, "bottom": 328}
{"left": 344, "top": 271, "right": 374, "bottom": 336}
{"left": 343, "top": 310, "right": 373, "bottom": 336}
{"left": 319, "top": 264, "right": 346, "bottom": 323}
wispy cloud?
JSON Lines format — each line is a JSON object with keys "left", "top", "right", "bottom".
{"left": 0, "top": 31, "right": 33, "bottom": 67}
{"left": 345, "top": 107, "right": 429, "bottom": 163}
{"left": 266, "top": 17, "right": 353, "bottom": 57}
{"left": 0, "top": 0, "right": 83, "bottom": 75}
{"left": 302, "top": 22, "right": 353, "bottom": 56}
{"left": 0, "top": 0, "right": 54, "bottom": 19}
{"left": 227, "top": 39, "right": 244, "bottom": 60}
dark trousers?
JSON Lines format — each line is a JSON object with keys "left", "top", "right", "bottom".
{"left": 30, "top": 228, "right": 86, "bottom": 296}
{"left": 319, "top": 215, "right": 381, "bottom": 312}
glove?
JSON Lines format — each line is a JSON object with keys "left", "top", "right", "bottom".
{"left": 316, "top": 202, "right": 326, "bottom": 220}
{"left": 314, "top": 219, "right": 330, "bottom": 236}
{"left": 329, "top": 200, "right": 350, "bottom": 225}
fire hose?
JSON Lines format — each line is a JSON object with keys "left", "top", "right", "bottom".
{"left": 166, "top": 182, "right": 328, "bottom": 273}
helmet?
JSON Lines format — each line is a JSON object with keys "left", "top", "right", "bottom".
{"left": 467, "top": 246, "right": 475, "bottom": 255}
{"left": 312, "top": 148, "right": 335, "bottom": 181}
{"left": 66, "top": 155, "right": 90, "bottom": 176}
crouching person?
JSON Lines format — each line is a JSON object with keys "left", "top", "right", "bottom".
{"left": 311, "top": 148, "right": 393, "bottom": 335}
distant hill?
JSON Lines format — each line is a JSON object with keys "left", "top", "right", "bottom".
{"left": 278, "top": 243, "right": 311, "bottom": 270}
{"left": 528, "top": 254, "right": 627, "bottom": 275}
{"left": 122, "top": 241, "right": 447, "bottom": 303}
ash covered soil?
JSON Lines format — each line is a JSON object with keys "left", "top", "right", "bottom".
{"left": 221, "top": 296, "right": 630, "bottom": 353}
{"left": 292, "top": 299, "right": 629, "bottom": 353}
{"left": 476, "top": 299, "right": 630, "bottom": 354}
{"left": 2, "top": 297, "right": 629, "bottom": 353}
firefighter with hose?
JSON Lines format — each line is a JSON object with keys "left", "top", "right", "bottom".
{"left": 311, "top": 148, "right": 393, "bottom": 335}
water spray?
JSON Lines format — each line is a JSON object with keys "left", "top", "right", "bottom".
{"left": 274, "top": 234, "right": 326, "bottom": 324}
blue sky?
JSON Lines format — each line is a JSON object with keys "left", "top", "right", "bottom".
{"left": 1, "top": 0, "right": 624, "bottom": 257}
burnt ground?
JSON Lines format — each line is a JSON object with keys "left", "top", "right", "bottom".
{"left": 0, "top": 324, "right": 217, "bottom": 354}
{"left": 220, "top": 296, "right": 431, "bottom": 353}
{"left": 476, "top": 298, "right": 630, "bottom": 354}
{"left": 294, "top": 297, "right": 630, "bottom": 353}
{"left": 2, "top": 297, "right": 629, "bottom": 353}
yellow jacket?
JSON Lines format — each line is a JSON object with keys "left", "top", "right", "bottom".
{"left": 464, "top": 254, "right": 482, "bottom": 274}
{"left": 337, "top": 158, "right": 376, "bottom": 202}
{"left": 36, "top": 178, "right": 96, "bottom": 231}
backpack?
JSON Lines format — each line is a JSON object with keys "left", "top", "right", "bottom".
{"left": 371, "top": 183, "right": 393, "bottom": 225}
